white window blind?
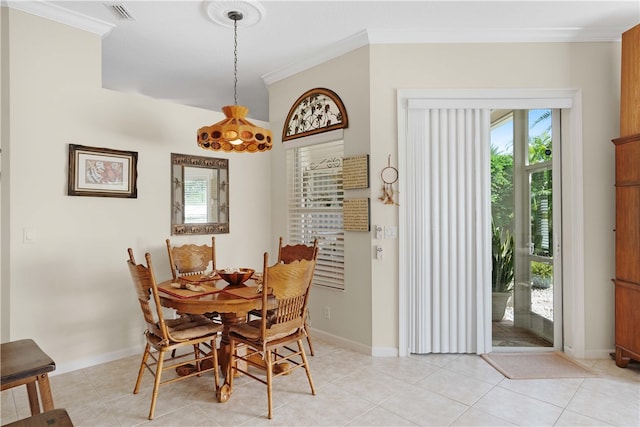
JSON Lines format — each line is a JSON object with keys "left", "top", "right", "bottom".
{"left": 287, "top": 140, "right": 345, "bottom": 290}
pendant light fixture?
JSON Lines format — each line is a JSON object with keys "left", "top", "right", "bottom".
{"left": 197, "top": 10, "right": 272, "bottom": 153}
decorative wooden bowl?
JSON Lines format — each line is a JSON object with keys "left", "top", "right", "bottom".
{"left": 217, "top": 268, "right": 255, "bottom": 286}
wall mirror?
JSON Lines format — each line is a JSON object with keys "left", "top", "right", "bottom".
{"left": 171, "top": 153, "right": 229, "bottom": 235}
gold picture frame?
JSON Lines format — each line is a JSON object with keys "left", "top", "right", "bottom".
{"left": 68, "top": 144, "right": 138, "bottom": 198}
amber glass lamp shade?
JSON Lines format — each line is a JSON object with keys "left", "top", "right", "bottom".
{"left": 197, "top": 105, "right": 273, "bottom": 153}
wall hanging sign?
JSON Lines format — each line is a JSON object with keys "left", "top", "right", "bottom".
{"left": 343, "top": 155, "right": 369, "bottom": 189}
{"left": 379, "top": 155, "right": 399, "bottom": 206}
{"left": 68, "top": 144, "right": 138, "bottom": 198}
{"left": 343, "top": 198, "right": 370, "bottom": 231}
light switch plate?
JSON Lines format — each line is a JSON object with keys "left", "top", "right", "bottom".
{"left": 375, "top": 245, "right": 383, "bottom": 260}
{"left": 23, "top": 227, "right": 35, "bottom": 244}
{"left": 375, "top": 225, "right": 384, "bottom": 239}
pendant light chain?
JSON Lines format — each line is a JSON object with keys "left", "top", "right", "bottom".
{"left": 233, "top": 15, "right": 238, "bottom": 106}
{"left": 196, "top": 8, "right": 272, "bottom": 153}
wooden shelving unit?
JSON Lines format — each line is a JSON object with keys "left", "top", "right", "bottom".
{"left": 613, "top": 23, "right": 640, "bottom": 368}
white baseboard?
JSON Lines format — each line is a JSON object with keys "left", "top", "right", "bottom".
{"left": 308, "top": 327, "right": 399, "bottom": 357}
{"left": 52, "top": 344, "right": 144, "bottom": 376}
{"left": 372, "top": 346, "right": 399, "bottom": 357}
{"left": 55, "top": 331, "right": 394, "bottom": 375}
{"left": 564, "top": 345, "right": 615, "bottom": 360}
{"left": 584, "top": 348, "right": 616, "bottom": 360}
{"left": 308, "top": 327, "right": 371, "bottom": 355}
{"left": 53, "top": 336, "right": 609, "bottom": 376}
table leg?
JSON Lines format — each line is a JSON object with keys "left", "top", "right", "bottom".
{"left": 246, "top": 351, "right": 289, "bottom": 374}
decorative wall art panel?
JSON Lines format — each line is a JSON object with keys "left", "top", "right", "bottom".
{"left": 343, "top": 155, "right": 369, "bottom": 189}
{"left": 283, "top": 88, "right": 349, "bottom": 141}
{"left": 343, "top": 198, "right": 370, "bottom": 231}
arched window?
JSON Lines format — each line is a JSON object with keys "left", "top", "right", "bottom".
{"left": 282, "top": 88, "right": 348, "bottom": 141}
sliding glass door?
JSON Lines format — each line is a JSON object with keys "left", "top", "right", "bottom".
{"left": 491, "top": 109, "right": 562, "bottom": 349}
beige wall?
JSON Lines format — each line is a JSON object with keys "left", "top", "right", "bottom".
{"left": 268, "top": 47, "right": 374, "bottom": 350}
{"left": 370, "top": 42, "right": 619, "bottom": 357}
{"left": 3, "top": 7, "right": 621, "bottom": 370}
{"left": 1, "top": 9, "right": 272, "bottom": 371}
{"left": 270, "top": 42, "right": 620, "bottom": 357}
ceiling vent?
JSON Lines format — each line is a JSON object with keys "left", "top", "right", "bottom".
{"left": 105, "top": 3, "right": 135, "bottom": 20}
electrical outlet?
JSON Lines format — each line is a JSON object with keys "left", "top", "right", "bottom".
{"left": 385, "top": 226, "right": 398, "bottom": 239}
{"left": 375, "top": 225, "right": 384, "bottom": 239}
{"left": 376, "top": 245, "right": 383, "bottom": 260}
{"left": 323, "top": 306, "right": 331, "bottom": 319}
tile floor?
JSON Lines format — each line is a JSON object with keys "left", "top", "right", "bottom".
{"left": 2, "top": 338, "right": 639, "bottom": 426}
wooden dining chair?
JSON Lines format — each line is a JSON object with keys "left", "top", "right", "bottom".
{"left": 247, "top": 238, "right": 319, "bottom": 355}
{"left": 127, "top": 248, "right": 222, "bottom": 420}
{"left": 278, "top": 237, "right": 318, "bottom": 355}
{"left": 224, "top": 252, "right": 317, "bottom": 419}
{"left": 166, "top": 237, "right": 216, "bottom": 280}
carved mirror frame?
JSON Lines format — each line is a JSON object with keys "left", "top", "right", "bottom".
{"left": 171, "top": 153, "right": 229, "bottom": 235}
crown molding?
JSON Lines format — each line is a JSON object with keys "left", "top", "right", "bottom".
{"left": 262, "top": 26, "right": 625, "bottom": 87}
{"left": 262, "top": 29, "right": 371, "bottom": 87}
{"left": 5, "top": 0, "right": 114, "bottom": 37}
{"left": 367, "top": 27, "right": 626, "bottom": 44}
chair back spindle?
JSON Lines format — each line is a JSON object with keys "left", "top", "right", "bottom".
{"left": 127, "top": 248, "right": 170, "bottom": 342}
{"left": 259, "top": 253, "right": 315, "bottom": 339}
{"left": 274, "top": 237, "right": 318, "bottom": 354}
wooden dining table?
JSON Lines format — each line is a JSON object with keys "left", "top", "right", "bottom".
{"left": 156, "top": 274, "right": 272, "bottom": 402}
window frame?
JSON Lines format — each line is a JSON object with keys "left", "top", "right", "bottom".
{"left": 286, "top": 137, "right": 345, "bottom": 290}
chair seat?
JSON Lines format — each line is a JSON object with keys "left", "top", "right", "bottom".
{"left": 230, "top": 318, "right": 303, "bottom": 342}
{"left": 1, "top": 340, "right": 56, "bottom": 384}
{"left": 3, "top": 409, "right": 73, "bottom": 427}
{"left": 1, "top": 340, "right": 57, "bottom": 416}
{"left": 159, "top": 314, "right": 223, "bottom": 341}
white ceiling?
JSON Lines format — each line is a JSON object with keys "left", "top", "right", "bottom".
{"left": 8, "top": 1, "right": 640, "bottom": 121}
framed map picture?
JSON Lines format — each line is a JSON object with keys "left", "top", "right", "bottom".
{"left": 68, "top": 144, "right": 138, "bottom": 198}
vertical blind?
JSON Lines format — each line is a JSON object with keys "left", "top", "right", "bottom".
{"left": 286, "top": 140, "right": 345, "bottom": 289}
{"left": 404, "top": 107, "right": 492, "bottom": 354}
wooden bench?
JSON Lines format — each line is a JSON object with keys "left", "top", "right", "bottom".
{"left": 1, "top": 339, "right": 56, "bottom": 416}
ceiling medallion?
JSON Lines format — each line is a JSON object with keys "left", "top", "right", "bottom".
{"left": 204, "top": 0, "right": 265, "bottom": 28}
